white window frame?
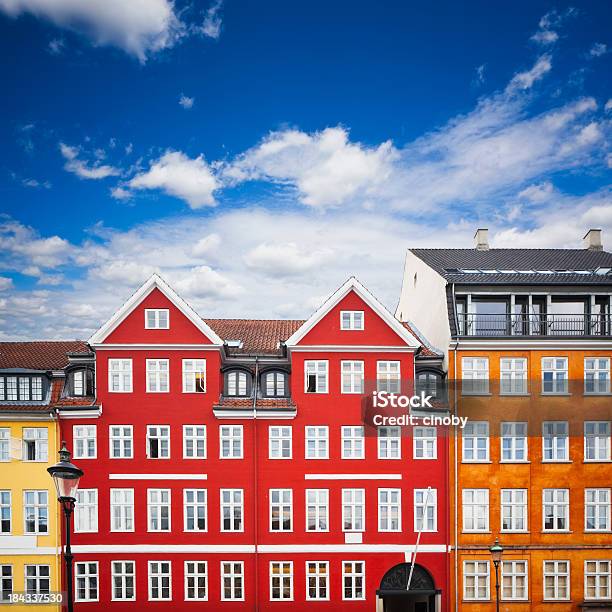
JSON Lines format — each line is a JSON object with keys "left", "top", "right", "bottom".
{"left": 0, "top": 491, "right": 11, "bottom": 534}
{"left": 22, "top": 428, "right": 48, "bottom": 462}
{"left": 144, "top": 308, "right": 169, "bottom": 329}
{"left": 109, "top": 425, "right": 133, "bottom": 459}
{"left": 305, "top": 561, "right": 329, "bottom": 601}
{"left": 585, "top": 357, "right": 611, "bottom": 394}
{"left": 585, "top": 488, "right": 611, "bottom": 532}
{"left": 111, "top": 560, "right": 136, "bottom": 601}
{"left": 219, "top": 425, "right": 243, "bottom": 459}
{"left": 0, "top": 428, "right": 10, "bottom": 462}
{"left": 413, "top": 426, "right": 437, "bottom": 459}
{"left": 585, "top": 560, "right": 611, "bottom": 600}
{"left": 305, "top": 426, "right": 328, "bottom": 459}
{"left": 0, "top": 564, "right": 12, "bottom": 601}
{"left": 501, "top": 560, "right": 528, "bottom": 601}
{"left": 377, "top": 361, "right": 400, "bottom": 393}
{"left": 182, "top": 359, "right": 206, "bottom": 393}
{"left": 183, "top": 425, "right": 206, "bottom": 459}
{"left": 221, "top": 561, "right": 244, "bottom": 601}
{"left": 462, "top": 489, "right": 489, "bottom": 533}
{"left": 341, "top": 426, "right": 365, "bottom": 459}
{"left": 269, "top": 561, "right": 293, "bottom": 601}
{"left": 75, "top": 489, "right": 98, "bottom": 533}
{"left": 542, "top": 421, "right": 569, "bottom": 462}
{"left": 270, "top": 489, "right": 292, "bottom": 532}
{"left": 342, "top": 561, "right": 365, "bottom": 600}
{"left": 585, "top": 421, "right": 611, "bottom": 461}
{"left": 24, "top": 565, "right": 50, "bottom": 596}
{"left": 462, "top": 357, "right": 489, "bottom": 394}
{"left": 543, "top": 488, "right": 569, "bottom": 532}
{"left": 500, "top": 358, "right": 528, "bottom": 395}
{"left": 110, "top": 489, "right": 134, "bottom": 532}
{"left": 377, "top": 426, "right": 401, "bottom": 459}
{"left": 501, "top": 489, "right": 528, "bottom": 532}
{"left": 75, "top": 561, "right": 99, "bottom": 602}
{"left": 414, "top": 488, "right": 437, "bottom": 532}
{"left": 226, "top": 371, "right": 248, "bottom": 396}
{"left": 463, "top": 560, "right": 490, "bottom": 601}
{"left": 378, "top": 488, "right": 401, "bottom": 532}
{"left": 462, "top": 421, "right": 489, "bottom": 462}
{"left": 73, "top": 370, "right": 85, "bottom": 396}
{"left": 342, "top": 488, "right": 365, "bottom": 532}
{"left": 305, "top": 489, "right": 328, "bottom": 532}
{"left": 500, "top": 422, "right": 528, "bottom": 462}
{"left": 146, "top": 359, "right": 169, "bottom": 393}
{"left": 340, "top": 310, "right": 364, "bottom": 330}
{"left": 268, "top": 426, "right": 292, "bottom": 459}
{"left": 542, "top": 357, "right": 569, "bottom": 394}
{"left": 148, "top": 561, "right": 172, "bottom": 601}
{"left": 108, "top": 359, "right": 132, "bottom": 393}
{"left": 184, "top": 561, "right": 208, "bottom": 601}
{"left": 220, "top": 489, "right": 243, "bottom": 532}
{"left": 23, "top": 490, "right": 47, "bottom": 534}
{"left": 184, "top": 489, "right": 207, "bottom": 532}
{"left": 147, "top": 488, "right": 171, "bottom": 532}
{"left": 304, "top": 360, "right": 328, "bottom": 393}
{"left": 146, "top": 425, "right": 170, "bottom": 459}
{"left": 73, "top": 425, "right": 97, "bottom": 459}
{"left": 341, "top": 361, "right": 364, "bottom": 394}
{"left": 543, "top": 560, "right": 570, "bottom": 601}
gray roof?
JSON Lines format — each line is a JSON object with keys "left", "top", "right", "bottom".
{"left": 410, "top": 248, "right": 612, "bottom": 285}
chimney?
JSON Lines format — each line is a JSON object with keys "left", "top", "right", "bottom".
{"left": 474, "top": 228, "right": 489, "bottom": 251}
{"left": 583, "top": 229, "right": 603, "bottom": 251}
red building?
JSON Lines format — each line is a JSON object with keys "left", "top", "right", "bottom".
{"left": 59, "top": 275, "right": 449, "bottom": 611}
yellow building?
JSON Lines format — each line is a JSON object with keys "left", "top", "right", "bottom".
{"left": 0, "top": 341, "right": 90, "bottom": 610}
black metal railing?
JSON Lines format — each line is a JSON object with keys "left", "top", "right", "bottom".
{"left": 458, "top": 313, "right": 612, "bottom": 337}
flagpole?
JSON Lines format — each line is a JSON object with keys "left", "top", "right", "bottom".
{"left": 407, "top": 485, "right": 433, "bottom": 591}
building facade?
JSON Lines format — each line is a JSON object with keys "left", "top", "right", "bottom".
{"left": 56, "top": 275, "right": 450, "bottom": 611}
{"left": 397, "top": 228, "right": 612, "bottom": 611}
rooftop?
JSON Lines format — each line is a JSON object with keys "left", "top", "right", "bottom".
{"left": 0, "top": 340, "right": 90, "bottom": 371}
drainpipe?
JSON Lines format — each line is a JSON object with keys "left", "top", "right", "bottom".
{"left": 252, "top": 357, "right": 259, "bottom": 611}
{"left": 451, "top": 282, "right": 459, "bottom": 612}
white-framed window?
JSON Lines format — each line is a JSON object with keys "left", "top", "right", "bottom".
{"left": 585, "top": 421, "right": 611, "bottom": 461}
{"left": 226, "top": 371, "right": 248, "bottom": 396}
{"left": 4, "top": 376, "right": 43, "bottom": 401}
{"left": 463, "top": 560, "right": 490, "bottom": 600}
{"left": 72, "top": 370, "right": 85, "bottom": 396}
{"left": 305, "top": 360, "right": 328, "bottom": 393}
{"left": 75, "top": 489, "right": 98, "bottom": 533}
{"left": 145, "top": 308, "right": 169, "bottom": 329}
{"left": 270, "top": 562, "right": 293, "bottom": 601}
{"left": 585, "top": 358, "right": 610, "bottom": 394}
{"left": 221, "top": 561, "right": 244, "bottom": 601}
{"left": 182, "top": 359, "right": 206, "bottom": 393}
{"left": 185, "top": 561, "right": 207, "bottom": 601}
{"left": 378, "top": 426, "right": 401, "bottom": 459}
{"left": 543, "top": 489, "right": 569, "bottom": 531}
{"left": 0, "top": 491, "right": 11, "bottom": 533}
{"left": 0, "top": 429, "right": 9, "bottom": 462}
{"left": 501, "top": 560, "right": 528, "bottom": 601}
{"left": 220, "top": 489, "right": 243, "bottom": 532}
{"left": 184, "top": 489, "right": 207, "bottom": 532}
{"left": 462, "top": 489, "right": 489, "bottom": 532}
{"left": 183, "top": 425, "right": 206, "bottom": 459}
{"left": 542, "top": 421, "right": 569, "bottom": 462}
{"left": 462, "top": 421, "right": 489, "bottom": 462}
{"left": 341, "top": 310, "right": 364, "bottom": 330}
{"left": 462, "top": 357, "right": 489, "bottom": 394}
{"left": 110, "top": 489, "right": 134, "bottom": 532}
{"left": 24, "top": 565, "right": 50, "bottom": 596}
{"left": 75, "top": 562, "right": 99, "bottom": 602}
{"left": 108, "top": 359, "right": 132, "bottom": 393}
{"left": 413, "top": 426, "right": 437, "bottom": 459}
{"left": 109, "top": 425, "right": 133, "bottom": 459}
{"left": 414, "top": 488, "right": 437, "bottom": 532}
{"left": 22, "top": 428, "right": 48, "bottom": 462}
{"left": 542, "top": 357, "right": 568, "bottom": 394}
{"left": 378, "top": 488, "right": 401, "bottom": 532}
{"left": 73, "top": 425, "right": 96, "bottom": 459}
{"left": 501, "top": 489, "right": 527, "bottom": 532}
{"left": 146, "top": 359, "right": 169, "bottom": 393}
{"left": 585, "top": 489, "right": 611, "bottom": 532}
{"left": 501, "top": 422, "right": 527, "bottom": 462}
{"left": 0, "top": 565, "right": 11, "bottom": 602}
{"left": 377, "top": 361, "right": 400, "bottom": 393}
{"left": 342, "top": 489, "right": 365, "bottom": 532}
{"left": 23, "top": 490, "right": 47, "bottom": 534}
{"left": 268, "top": 426, "right": 292, "bottom": 459}
{"left": 111, "top": 561, "right": 135, "bottom": 601}
{"left": 585, "top": 560, "right": 611, "bottom": 600}
{"left": 500, "top": 358, "right": 528, "bottom": 394}
{"left": 341, "top": 361, "right": 364, "bottom": 394}
{"left": 147, "top": 425, "right": 170, "bottom": 459}
{"left": 148, "top": 561, "right": 171, "bottom": 601}
{"left": 342, "top": 426, "right": 364, "bottom": 459}
{"left": 264, "top": 372, "right": 286, "bottom": 397}
{"left": 306, "top": 561, "right": 329, "bottom": 601}
{"left": 219, "top": 425, "right": 243, "bottom": 459}
{"left": 147, "top": 489, "right": 171, "bottom": 531}
{"left": 305, "top": 426, "right": 328, "bottom": 459}
{"left": 270, "top": 489, "right": 292, "bottom": 532}
{"left": 306, "top": 489, "right": 328, "bottom": 532}
{"left": 342, "top": 561, "right": 365, "bottom": 600}
{"left": 543, "top": 560, "right": 569, "bottom": 601}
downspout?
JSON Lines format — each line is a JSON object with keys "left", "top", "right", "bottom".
{"left": 252, "top": 357, "right": 259, "bottom": 611}
{"left": 50, "top": 409, "right": 62, "bottom": 602}
{"left": 451, "top": 282, "right": 459, "bottom": 612}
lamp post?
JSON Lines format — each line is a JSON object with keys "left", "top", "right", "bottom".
{"left": 47, "top": 442, "right": 83, "bottom": 612}
{"left": 489, "top": 538, "right": 503, "bottom": 612}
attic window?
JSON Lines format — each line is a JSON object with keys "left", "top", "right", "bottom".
{"left": 0, "top": 376, "right": 44, "bottom": 401}
{"left": 145, "top": 309, "right": 169, "bottom": 329}
{"left": 226, "top": 340, "right": 243, "bottom": 348}
{"left": 340, "top": 311, "right": 364, "bottom": 330}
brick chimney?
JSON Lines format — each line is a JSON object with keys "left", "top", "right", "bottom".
{"left": 474, "top": 228, "right": 489, "bottom": 251}
{"left": 583, "top": 229, "right": 603, "bottom": 251}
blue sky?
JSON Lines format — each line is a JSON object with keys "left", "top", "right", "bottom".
{"left": 0, "top": 0, "right": 610, "bottom": 339}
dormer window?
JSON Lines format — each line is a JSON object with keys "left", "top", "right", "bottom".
{"left": 69, "top": 370, "right": 94, "bottom": 397}
{"left": 340, "top": 310, "right": 364, "bottom": 330}
{"left": 145, "top": 309, "right": 169, "bottom": 329}
{"left": 263, "top": 372, "right": 287, "bottom": 397}
{"left": 226, "top": 370, "right": 250, "bottom": 397}
{"left": 73, "top": 371, "right": 84, "bottom": 396}
{"left": 0, "top": 376, "right": 44, "bottom": 401}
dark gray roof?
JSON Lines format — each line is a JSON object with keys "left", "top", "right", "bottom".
{"left": 410, "top": 248, "right": 612, "bottom": 285}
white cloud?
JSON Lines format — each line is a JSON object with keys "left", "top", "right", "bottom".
{"left": 590, "top": 42, "right": 608, "bottom": 57}
{"left": 474, "top": 64, "right": 486, "bottom": 85}
{"left": 178, "top": 94, "right": 194, "bottom": 109}
{"left": 530, "top": 9, "right": 575, "bottom": 46}
{"left": 47, "top": 37, "right": 65, "bottom": 54}
{"left": 192, "top": 234, "right": 221, "bottom": 257}
{"left": 605, "top": 99, "right": 612, "bottom": 112}
{"left": 0, "top": 0, "right": 183, "bottom": 62}
{"left": 244, "top": 242, "right": 334, "bottom": 277}
{"left": 507, "top": 54, "right": 552, "bottom": 91}
{"left": 174, "top": 265, "right": 242, "bottom": 299}
{"left": 22, "top": 178, "right": 51, "bottom": 189}
{"left": 200, "top": 0, "right": 223, "bottom": 39}
{"left": 127, "top": 150, "right": 219, "bottom": 208}
{"left": 60, "top": 142, "right": 120, "bottom": 180}
{"left": 531, "top": 29, "right": 558, "bottom": 45}
{"left": 0, "top": 277, "right": 13, "bottom": 291}
{"left": 518, "top": 181, "right": 555, "bottom": 202}
{"left": 110, "top": 186, "right": 131, "bottom": 200}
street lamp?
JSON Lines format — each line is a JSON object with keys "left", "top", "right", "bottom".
{"left": 489, "top": 538, "right": 503, "bottom": 612}
{"left": 47, "top": 442, "right": 83, "bottom": 612}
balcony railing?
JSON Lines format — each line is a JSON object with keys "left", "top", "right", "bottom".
{"left": 458, "top": 313, "right": 612, "bottom": 337}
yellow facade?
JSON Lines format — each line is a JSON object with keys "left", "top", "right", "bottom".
{"left": 0, "top": 416, "right": 61, "bottom": 611}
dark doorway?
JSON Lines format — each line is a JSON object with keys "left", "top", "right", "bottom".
{"left": 377, "top": 563, "right": 440, "bottom": 612}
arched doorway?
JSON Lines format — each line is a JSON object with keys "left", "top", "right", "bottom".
{"left": 376, "top": 563, "right": 441, "bottom": 612}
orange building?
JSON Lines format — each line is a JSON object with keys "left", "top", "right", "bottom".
{"left": 397, "top": 228, "right": 612, "bottom": 611}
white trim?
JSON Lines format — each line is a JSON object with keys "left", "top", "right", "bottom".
{"left": 94, "top": 344, "right": 221, "bottom": 350}
{"left": 289, "top": 345, "right": 415, "bottom": 352}
{"left": 304, "top": 473, "right": 401, "bottom": 480}
{"left": 0, "top": 546, "right": 57, "bottom": 555}
{"left": 144, "top": 308, "right": 169, "bottom": 330}
{"left": 213, "top": 408, "right": 296, "bottom": 420}
{"left": 89, "top": 274, "right": 223, "bottom": 345}
{"left": 109, "top": 474, "right": 207, "bottom": 480}
{"left": 285, "top": 277, "right": 420, "bottom": 348}
{"left": 57, "top": 408, "right": 101, "bottom": 419}
{"left": 455, "top": 339, "right": 612, "bottom": 350}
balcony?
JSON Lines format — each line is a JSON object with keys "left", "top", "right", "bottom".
{"left": 458, "top": 313, "right": 612, "bottom": 337}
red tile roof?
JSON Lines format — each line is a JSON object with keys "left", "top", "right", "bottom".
{"left": 0, "top": 341, "right": 90, "bottom": 370}
{"left": 0, "top": 378, "right": 61, "bottom": 413}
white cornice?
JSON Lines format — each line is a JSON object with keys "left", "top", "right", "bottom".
{"left": 92, "top": 344, "right": 222, "bottom": 351}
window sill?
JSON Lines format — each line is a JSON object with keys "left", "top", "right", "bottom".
{"left": 500, "top": 460, "right": 531, "bottom": 464}
{"left": 500, "top": 530, "right": 529, "bottom": 534}
{"left": 584, "top": 393, "right": 612, "bottom": 396}
{"left": 542, "top": 460, "right": 572, "bottom": 464}
{"left": 541, "top": 530, "right": 572, "bottom": 534}
{"left": 461, "top": 393, "right": 492, "bottom": 397}
{"left": 499, "top": 393, "right": 531, "bottom": 397}
{"left": 540, "top": 393, "right": 572, "bottom": 397}
{"left": 585, "top": 530, "right": 612, "bottom": 533}
{"left": 462, "top": 530, "right": 492, "bottom": 534}
{"left": 584, "top": 460, "right": 612, "bottom": 464}
{"left": 462, "top": 460, "right": 493, "bottom": 464}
